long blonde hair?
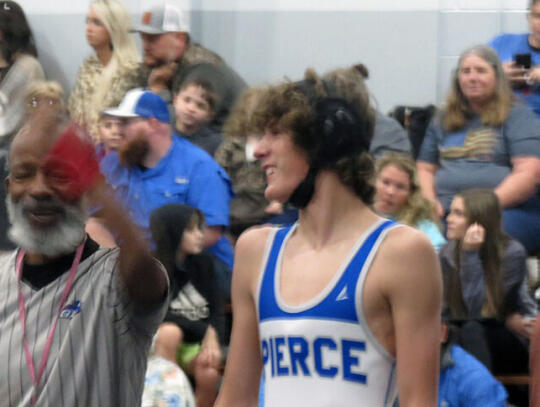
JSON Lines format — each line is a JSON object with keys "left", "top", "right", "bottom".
{"left": 443, "top": 45, "right": 513, "bottom": 131}
{"left": 88, "top": 0, "right": 140, "bottom": 114}
{"left": 375, "top": 153, "right": 437, "bottom": 226}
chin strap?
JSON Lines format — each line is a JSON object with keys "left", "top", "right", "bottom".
{"left": 287, "top": 167, "right": 319, "bottom": 209}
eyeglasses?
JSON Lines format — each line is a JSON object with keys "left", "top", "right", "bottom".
{"left": 27, "top": 97, "right": 59, "bottom": 108}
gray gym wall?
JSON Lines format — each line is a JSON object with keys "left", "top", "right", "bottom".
{"left": 23, "top": 0, "right": 529, "bottom": 114}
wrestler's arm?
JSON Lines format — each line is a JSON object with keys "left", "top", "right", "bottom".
{"left": 90, "top": 182, "right": 168, "bottom": 305}
{"left": 383, "top": 227, "right": 442, "bottom": 406}
{"left": 215, "top": 227, "right": 270, "bottom": 407}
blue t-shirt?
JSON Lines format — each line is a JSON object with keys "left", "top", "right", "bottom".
{"left": 489, "top": 33, "right": 540, "bottom": 120}
{"left": 418, "top": 103, "right": 540, "bottom": 209}
{"left": 100, "top": 136, "right": 235, "bottom": 269}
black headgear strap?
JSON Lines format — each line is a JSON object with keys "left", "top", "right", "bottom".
{"left": 288, "top": 167, "right": 319, "bottom": 208}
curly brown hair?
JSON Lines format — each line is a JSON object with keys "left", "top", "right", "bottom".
{"left": 321, "top": 64, "right": 374, "bottom": 128}
{"left": 250, "top": 74, "right": 375, "bottom": 204}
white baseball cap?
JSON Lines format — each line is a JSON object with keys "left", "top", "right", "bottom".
{"left": 131, "top": 3, "right": 190, "bottom": 35}
{"left": 103, "top": 88, "right": 170, "bottom": 123}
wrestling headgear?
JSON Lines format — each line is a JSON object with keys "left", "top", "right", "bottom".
{"left": 287, "top": 83, "right": 372, "bottom": 208}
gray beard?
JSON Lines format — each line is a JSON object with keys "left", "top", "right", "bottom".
{"left": 6, "top": 196, "right": 88, "bottom": 257}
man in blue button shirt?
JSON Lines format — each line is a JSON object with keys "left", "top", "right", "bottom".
{"left": 91, "top": 88, "right": 234, "bottom": 274}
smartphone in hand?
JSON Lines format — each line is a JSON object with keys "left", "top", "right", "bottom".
{"left": 515, "top": 53, "right": 532, "bottom": 69}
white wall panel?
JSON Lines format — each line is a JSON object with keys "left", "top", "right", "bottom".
{"left": 194, "top": 0, "right": 438, "bottom": 12}
{"left": 501, "top": 11, "right": 528, "bottom": 32}
{"left": 16, "top": 2, "right": 540, "bottom": 114}
{"left": 502, "top": 0, "right": 528, "bottom": 10}
{"left": 440, "top": 0, "right": 501, "bottom": 11}
{"left": 437, "top": 56, "right": 459, "bottom": 103}
{"left": 439, "top": 11, "right": 500, "bottom": 56}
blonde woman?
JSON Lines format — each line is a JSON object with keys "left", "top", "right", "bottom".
{"left": 374, "top": 153, "right": 446, "bottom": 252}
{"left": 69, "top": 0, "right": 141, "bottom": 141}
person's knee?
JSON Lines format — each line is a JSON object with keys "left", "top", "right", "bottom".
{"left": 193, "top": 357, "right": 221, "bottom": 386}
{"left": 155, "top": 323, "right": 183, "bottom": 359}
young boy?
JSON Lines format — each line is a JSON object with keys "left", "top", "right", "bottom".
{"left": 96, "top": 112, "right": 123, "bottom": 159}
{"left": 173, "top": 78, "right": 222, "bottom": 156}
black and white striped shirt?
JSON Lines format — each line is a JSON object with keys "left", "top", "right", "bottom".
{"left": 0, "top": 247, "right": 168, "bottom": 406}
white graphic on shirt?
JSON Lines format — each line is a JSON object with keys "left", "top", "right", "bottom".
{"left": 169, "top": 283, "right": 209, "bottom": 321}
{"left": 175, "top": 177, "right": 189, "bottom": 184}
{"left": 336, "top": 286, "right": 349, "bottom": 301}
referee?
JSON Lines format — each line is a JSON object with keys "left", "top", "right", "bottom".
{"left": 0, "top": 109, "right": 169, "bottom": 406}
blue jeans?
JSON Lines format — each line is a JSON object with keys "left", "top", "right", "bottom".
{"left": 502, "top": 194, "right": 540, "bottom": 255}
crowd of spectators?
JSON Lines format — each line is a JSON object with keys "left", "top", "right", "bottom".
{"left": 0, "top": 0, "right": 539, "bottom": 405}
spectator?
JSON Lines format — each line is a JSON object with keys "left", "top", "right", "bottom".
{"left": 417, "top": 44, "right": 540, "bottom": 254}
{"left": 95, "top": 112, "right": 123, "bottom": 160}
{"left": 173, "top": 77, "right": 222, "bottom": 156}
{"left": 131, "top": 2, "right": 246, "bottom": 130}
{"left": 395, "top": 318, "right": 508, "bottom": 407}
{"left": 437, "top": 320, "right": 508, "bottom": 407}
{"left": 215, "top": 87, "right": 275, "bottom": 238}
{"left": 374, "top": 153, "right": 446, "bottom": 252}
{"left": 96, "top": 88, "right": 234, "bottom": 272}
{"left": 489, "top": 0, "right": 540, "bottom": 121}
{"left": 142, "top": 355, "right": 196, "bottom": 407}
{"left": 319, "top": 64, "right": 412, "bottom": 159}
{"left": 0, "top": 107, "right": 168, "bottom": 405}
{"left": 69, "top": 0, "right": 140, "bottom": 142}
{"left": 24, "top": 80, "right": 67, "bottom": 121}
{"left": 441, "top": 188, "right": 536, "bottom": 375}
{"left": 0, "top": 0, "right": 44, "bottom": 149}
{"left": 151, "top": 204, "right": 225, "bottom": 407}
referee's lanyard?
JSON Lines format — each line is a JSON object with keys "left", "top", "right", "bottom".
{"left": 16, "top": 239, "right": 85, "bottom": 404}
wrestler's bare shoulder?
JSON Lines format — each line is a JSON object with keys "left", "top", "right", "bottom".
{"left": 382, "top": 223, "right": 436, "bottom": 255}
{"left": 374, "top": 224, "right": 440, "bottom": 280}
{"left": 236, "top": 225, "right": 275, "bottom": 254}
{"left": 233, "top": 225, "right": 276, "bottom": 285}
